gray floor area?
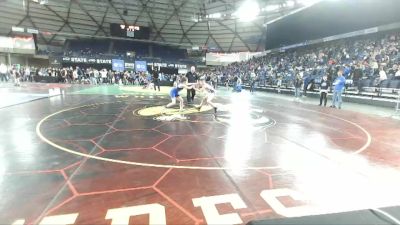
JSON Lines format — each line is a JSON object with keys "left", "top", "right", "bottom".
{"left": 0, "top": 92, "right": 50, "bottom": 108}
{"left": 217, "top": 87, "right": 400, "bottom": 120}
{"left": 0, "top": 83, "right": 62, "bottom": 108}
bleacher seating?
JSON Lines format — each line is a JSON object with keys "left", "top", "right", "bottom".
{"left": 152, "top": 44, "right": 187, "bottom": 61}
{"left": 63, "top": 39, "right": 189, "bottom": 62}
{"left": 113, "top": 41, "right": 149, "bottom": 58}
{"left": 212, "top": 29, "right": 400, "bottom": 100}
{"left": 66, "top": 39, "right": 110, "bottom": 56}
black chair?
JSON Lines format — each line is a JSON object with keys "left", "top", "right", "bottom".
{"left": 389, "top": 80, "right": 400, "bottom": 89}
{"left": 360, "top": 79, "right": 371, "bottom": 90}
{"left": 380, "top": 79, "right": 390, "bottom": 88}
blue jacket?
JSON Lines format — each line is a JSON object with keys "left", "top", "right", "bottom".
{"left": 334, "top": 76, "right": 346, "bottom": 91}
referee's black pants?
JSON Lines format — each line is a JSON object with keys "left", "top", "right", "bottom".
{"left": 153, "top": 79, "right": 160, "bottom": 91}
{"left": 320, "top": 91, "right": 328, "bottom": 106}
{"left": 187, "top": 89, "right": 196, "bottom": 103}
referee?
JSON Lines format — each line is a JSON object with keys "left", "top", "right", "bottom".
{"left": 153, "top": 68, "right": 160, "bottom": 91}
{"left": 186, "top": 66, "right": 198, "bottom": 104}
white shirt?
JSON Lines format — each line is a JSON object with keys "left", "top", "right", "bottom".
{"left": 372, "top": 61, "right": 379, "bottom": 69}
{"left": 201, "top": 83, "right": 215, "bottom": 94}
{"left": 379, "top": 70, "right": 387, "bottom": 81}
{"left": 395, "top": 70, "right": 400, "bottom": 77}
{"left": 100, "top": 70, "right": 107, "bottom": 78}
{"left": 0, "top": 64, "right": 7, "bottom": 74}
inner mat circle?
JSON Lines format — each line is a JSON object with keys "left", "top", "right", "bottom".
{"left": 36, "top": 101, "right": 371, "bottom": 170}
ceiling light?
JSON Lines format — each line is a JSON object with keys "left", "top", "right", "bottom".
{"left": 210, "top": 13, "right": 221, "bottom": 19}
{"left": 286, "top": 0, "right": 295, "bottom": 7}
{"left": 262, "top": 4, "right": 280, "bottom": 12}
{"left": 234, "top": 0, "right": 260, "bottom": 22}
{"left": 298, "top": 0, "right": 321, "bottom": 7}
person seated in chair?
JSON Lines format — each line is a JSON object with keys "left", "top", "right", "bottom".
{"left": 395, "top": 68, "right": 400, "bottom": 80}
{"left": 378, "top": 67, "right": 387, "bottom": 96}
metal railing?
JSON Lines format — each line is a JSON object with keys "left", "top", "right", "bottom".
{"left": 396, "top": 90, "right": 400, "bottom": 113}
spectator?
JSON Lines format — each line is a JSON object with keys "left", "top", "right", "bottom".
{"left": 303, "top": 73, "right": 311, "bottom": 97}
{"left": 100, "top": 69, "right": 107, "bottom": 84}
{"left": 294, "top": 73, "right": 303, "bottom": 101}
{"left": 24, "top": 67, "right": 31, "bottom": 82}
{"left": 378, "top": 67, "right": 387, "bottom": 96}
{"left": 395, "top": 69, "right": 400, "bottom": 79}
{"left": 0, "top": 63, "right": 8, "bottom": 82}
{"left": 276, "top": 75, "right": 282, "bottom": 93}
{"left": 92, "top": 69, "right": 99, "bottom": 85}
{"left": 249, "top": 70, "right": 256, "bottom": 93}
{"left": 353, "top": 64, "right": 363, "bottom": 93}
{"left": 12, "top": 67, "right": 21, "bottom": 87}
{"left": 331, "top": 69, "right": 346, "bottom": 109}
{"left": 319, "top": 75, "right": 330, "bottom": 107}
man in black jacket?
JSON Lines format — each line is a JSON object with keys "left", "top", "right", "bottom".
{"left": 353, "top": 64, "right": 363, "bottom": 93}
{"left": 319, "top": 75, "right": 330, "bottom": 107}
{"left": 186, "top": 66, "right": 197, "bottom": 104}
{"left": 153, "top": 68, "right": 160, "bottom": 91}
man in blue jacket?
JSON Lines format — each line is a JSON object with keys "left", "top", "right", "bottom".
{"left": 330, "top": 68, "right": 346, "bottom": 109}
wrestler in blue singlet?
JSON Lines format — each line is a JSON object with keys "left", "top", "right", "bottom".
{"left": 170, "top": 84, "right": 184, "bottom": 98}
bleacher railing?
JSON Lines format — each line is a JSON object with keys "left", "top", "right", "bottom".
{"left": 396, "top": 90, "right": 400, "bottom": 113}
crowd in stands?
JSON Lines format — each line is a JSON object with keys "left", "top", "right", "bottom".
{"left": 0, "top": 63, "right": 182, "bottom": 87}
{"left": 3, "top": 30, "right": 400, "bottom": 101}
{"left": 212, "top": 30, "right": 400, "bottom": 96}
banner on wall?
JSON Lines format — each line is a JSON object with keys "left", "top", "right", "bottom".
{"left": 112, "top": 59, "right": 125, "bottom": 72}
{"left": 124, "top": 62, "right": 135, "bottom": 70}
{"left": 62, "top": 57, "right": 112, "bottom": 64}
{"left": 61, "top": 56, "right": 188, "bottom": 70}
{"left": 135, "top": 61, "right": 147, "bottom": 72}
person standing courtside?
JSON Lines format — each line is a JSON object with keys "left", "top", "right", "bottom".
{"left": 331, "top": 68, "right": 346, "bottom": 109}
{"left": 153, "top": 68, "right": 160, "bottom": 91}
{"left": 319, "top": 75, "right": 330, "bottom": 107}
{"left": 186, "top": 66, "right": 197, "bottom": 104}
{"left": 249, "top": 70, "right": 256, "bottom": 93}
{"left": 294, "top": 73, "right": 303, "bottom": 101}
{"left": 0, "top": 63, "right": 8, "bottom": 82}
